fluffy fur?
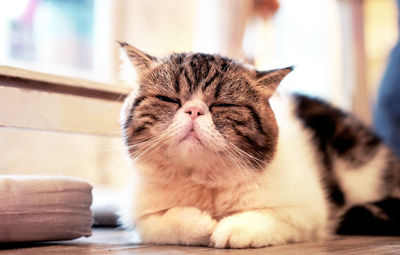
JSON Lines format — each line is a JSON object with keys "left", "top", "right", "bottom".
{"left": 118, "top": 42, "right": 400, "bottom": 248}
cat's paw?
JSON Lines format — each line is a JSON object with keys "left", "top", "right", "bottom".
{"left": 165, "top": 207, "right": 217, "bottom": 245}
{"left": 210, "top": 212, "right": 281, "bottom": 248}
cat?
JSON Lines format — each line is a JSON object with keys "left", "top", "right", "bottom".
{"left": 118, "top": 41, "right": 400, "bottom": 248}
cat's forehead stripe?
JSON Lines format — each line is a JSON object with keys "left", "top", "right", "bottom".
{"left": 168, "top": 52, "right": 234, "bottom": 96}
{"left": 186, "top": 54, "right": 212, "bottom": 93}
{"left": 174, "top": 67, "right": 181, "bottom": 94}
{"left": 202, "top": 69, "right": 220, "bottom": 92}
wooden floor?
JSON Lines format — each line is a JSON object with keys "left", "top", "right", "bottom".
{"left": 2, "top": 228, "right": 400, "bottom": 255}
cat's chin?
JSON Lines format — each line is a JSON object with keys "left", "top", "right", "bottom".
{"left": 178, "top": 137, "right": 206, "bottom": 156}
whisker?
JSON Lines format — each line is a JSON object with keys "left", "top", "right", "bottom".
{"left": 225, "top": 141, "right": 266, "bottom": 172}
{"left": 128, "top": 126, "right": 180, "bottom": 161}
{"left": 221, "top": 146, "right": 248, "bottom": 171}
{"left": 215, "top": 150, "right": 231, "bottom": 170}
{"left": 228, "top": 141, "right": 267, "bottom": 165}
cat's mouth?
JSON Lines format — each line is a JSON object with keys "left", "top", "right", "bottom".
{"left": 180, "top": 128, "right": 203, "bottom": 145}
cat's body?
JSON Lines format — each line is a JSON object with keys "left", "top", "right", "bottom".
{"left": 118, "top": 42, "right": 400, "bottom": 248}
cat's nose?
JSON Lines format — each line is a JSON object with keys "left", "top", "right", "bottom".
{"left": 185, "top": 105, "right": 204, "bottom": 119}
{"left": 183, "top": 101, "right": 207, "bottom": 119}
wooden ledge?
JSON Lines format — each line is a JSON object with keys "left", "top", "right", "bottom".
{"left": 0, "top": 66, "right": 131, "bottom": 101}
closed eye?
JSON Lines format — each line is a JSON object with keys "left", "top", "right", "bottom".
{"left": 155, "top": 95, "right": 181, "bottom": 106}
{"left": 209, "top": 103, "right": 240, "bottom": 110}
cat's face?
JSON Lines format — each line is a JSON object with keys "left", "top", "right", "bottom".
{"left": 119, "top": 42, "right": 292, "bottom": 185}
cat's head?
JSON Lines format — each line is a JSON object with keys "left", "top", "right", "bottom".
{"left": 119, "top": 42, "right": 292, "bottom": 186}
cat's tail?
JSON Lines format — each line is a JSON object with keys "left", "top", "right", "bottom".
{"left": 394, "top": 182, "right": 400, "bottom": 199}
{"left": 337, "top": 198, "right": 400, "bottom": 235}
{"left": 337, "top": 151, "right": 400, "bottom": 236}
{"left": 390, "top": 153, "right": 400, "bottom": 199}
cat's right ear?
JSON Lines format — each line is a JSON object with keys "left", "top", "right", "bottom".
{"left": 118, "top": 41, "right": 157, "bottom": 74}
{"left": 118, "top": 41, "right": 157, "bottom": 87}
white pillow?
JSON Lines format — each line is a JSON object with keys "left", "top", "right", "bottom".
{"left": 0, "top": 175, "right": 93, "bottom": 243}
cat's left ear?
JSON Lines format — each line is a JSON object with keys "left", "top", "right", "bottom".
{"left": 118, "top": 41, "right": 158, "bottom": 87}
{"left": 255, "top": 66, "right": 294, "bottom": 93}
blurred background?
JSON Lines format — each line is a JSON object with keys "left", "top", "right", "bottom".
{"left": 0, "top": 0, "right": 398, "bottom": 190}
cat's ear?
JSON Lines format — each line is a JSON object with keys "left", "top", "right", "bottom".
{"left": 118, "top": 41, "right": 158, "bottom": 87}
{"left": 255, "top": 66, "right": 293, "bottom": 94}
{"left": 118, "top": 41, "right": 157, "bottom": 73}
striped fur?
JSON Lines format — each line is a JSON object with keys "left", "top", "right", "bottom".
{"left": 119, "top": 42, "right": 400, "bottom": 248}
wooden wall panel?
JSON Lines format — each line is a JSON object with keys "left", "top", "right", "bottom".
{"left": 0, "top": 85, "right": 124, "bottom": 136}
{"left": 0, "top": 128, "right": 132, "bottom": 189}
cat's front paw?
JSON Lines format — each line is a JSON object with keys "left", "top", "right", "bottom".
{"left": 137, "top": 206, "right": 217, "bottom": 246}
{"left": 165, "top": 207, "right": 217, "bottom": 245}
{"left": 210, "top": 212, "right": 281, "bottom": 248}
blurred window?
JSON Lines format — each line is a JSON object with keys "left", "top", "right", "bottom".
{"left": 0, "top": 0, "right": 114, "bottom": 82}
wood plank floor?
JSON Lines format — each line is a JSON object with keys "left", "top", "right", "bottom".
{"left": 2, "top": 228, "right": 400, "bottom": 254}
